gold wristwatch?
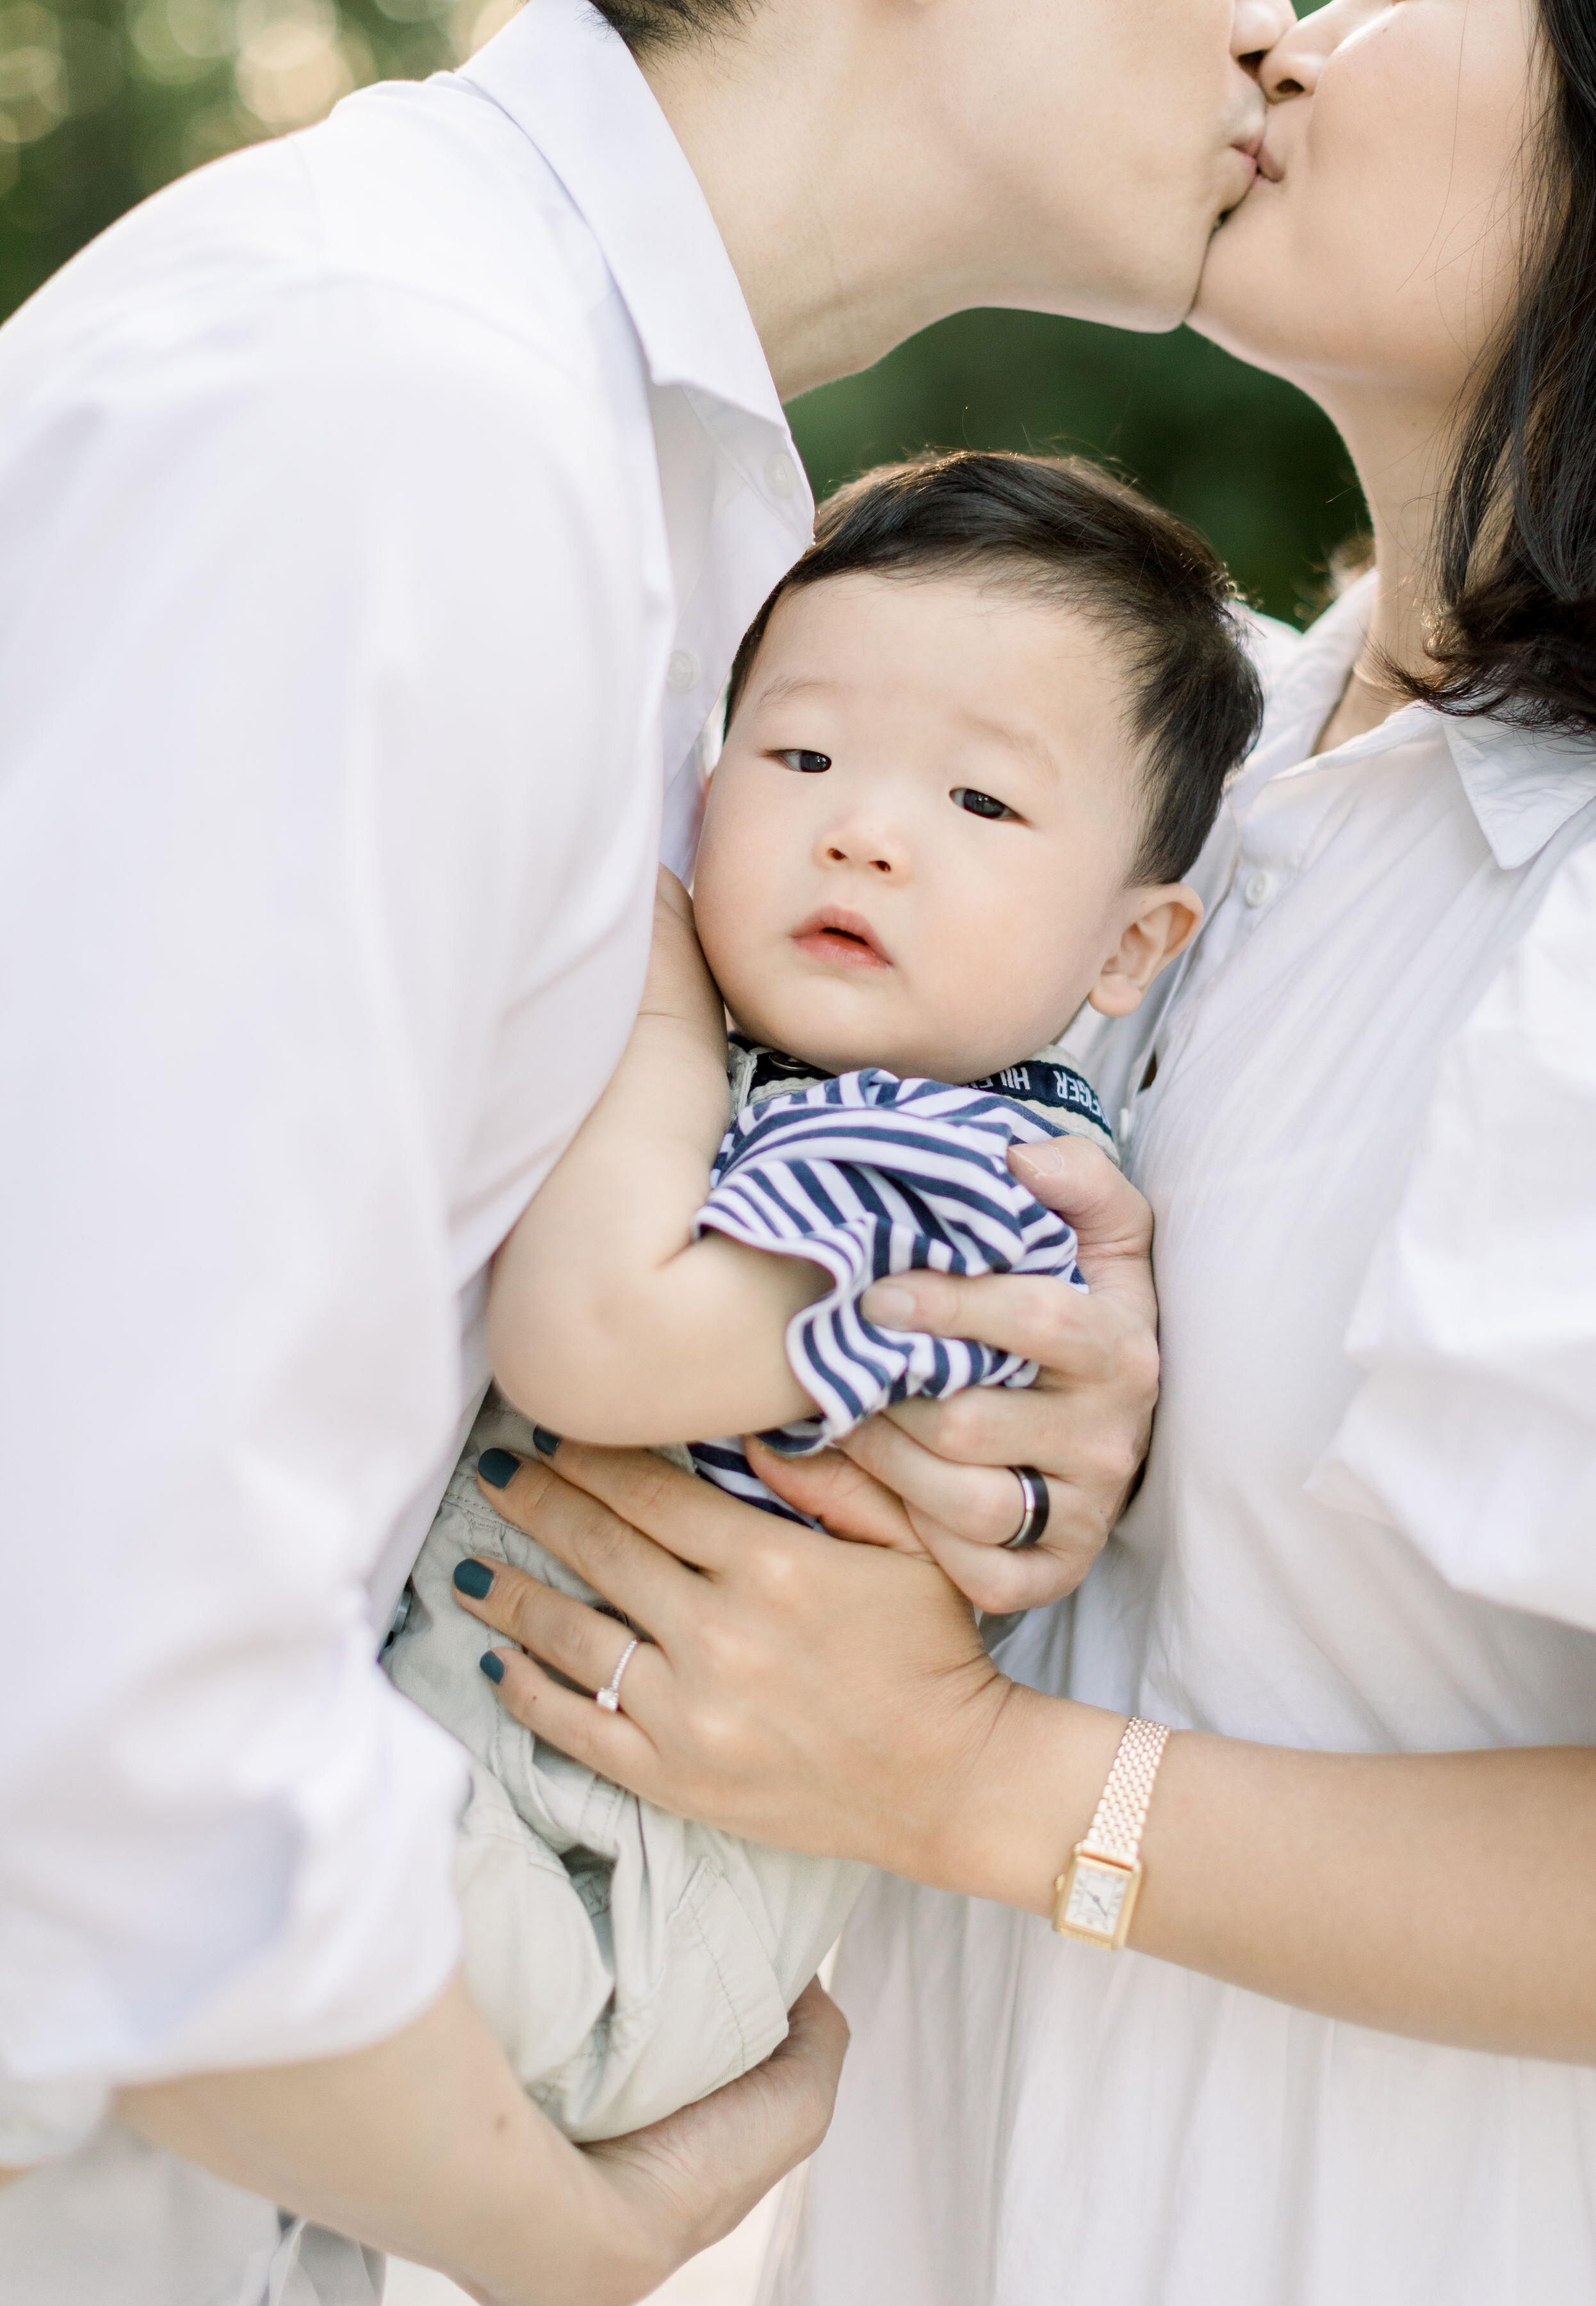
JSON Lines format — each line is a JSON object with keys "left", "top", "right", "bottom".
{"left": 1052, "top": 1715, "right": 1170, "bottom": 1949}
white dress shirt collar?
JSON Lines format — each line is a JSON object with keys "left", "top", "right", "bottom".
{"left": 461, "top": 0, "right": 791, "bottom": 436}
{"left": 1241, "top": 568, "right": 1596, "bottom": 869}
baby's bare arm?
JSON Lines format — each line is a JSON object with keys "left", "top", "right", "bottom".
{"left": 489, "top": 872, "right": 826, "bottom": 1445}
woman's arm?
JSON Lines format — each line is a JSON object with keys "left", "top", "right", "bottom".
{"left": 455, "top": 1446, "right": 1596, "bottom": 2063}
{"left": 102, "top": 1970, "right": 845, "bottom": 2306}
{"left": 487, "top": 871, "right": 826, "bottom": 1446}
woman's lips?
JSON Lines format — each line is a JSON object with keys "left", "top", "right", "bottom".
{"left": 791, "top": 908, "right": 891, "bottom": 970}
{"left": 1246, "top": 131, "right": 1283, "bottom": 185}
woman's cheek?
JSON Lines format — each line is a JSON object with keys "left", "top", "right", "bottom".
{"left": 1303, "top": 12, "right": 1529, "bottom": 357}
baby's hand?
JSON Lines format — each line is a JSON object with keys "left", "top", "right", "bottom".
{"left": 641, "top": 868, "right": 726, "bottom": 1047}
{"left": 741, "top": 1435, "right": 932, "bottom": 1558}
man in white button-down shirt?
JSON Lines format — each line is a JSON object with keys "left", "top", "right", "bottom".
{"left": 0, "top": 0, "right": 1281, "bottom": 2296}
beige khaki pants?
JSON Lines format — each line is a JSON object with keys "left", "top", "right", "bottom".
{"left": 386, "top": 1395, "right": 865, "bottom": 2143}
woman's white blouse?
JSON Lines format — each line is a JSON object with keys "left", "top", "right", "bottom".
{"left": 774, "top": 575, "right": 1596, "bottom": 2306}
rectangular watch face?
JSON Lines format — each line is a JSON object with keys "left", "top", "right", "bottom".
{"left": 1060, "top": 1858, "right": 1134, "bottom": 1945}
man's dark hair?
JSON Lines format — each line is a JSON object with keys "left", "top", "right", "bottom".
{"left": 588, "top": 0, "right": 740, "bottom": 51}
{"left": 724, "top": 450, "right": 1264, "bottom": 887}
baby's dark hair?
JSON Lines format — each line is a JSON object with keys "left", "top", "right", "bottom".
{"left": 725, "top": 451, "right": 1264, "bottom": 886}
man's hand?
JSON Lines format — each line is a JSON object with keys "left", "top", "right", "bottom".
{"left": 590, "top": 1979, "right": 845, "bottom": 2261}
{"left": 113, "top": 1969, "right": 846, "bottom": 2306}
{"left": 771, "top": 1138, "right": 1158, "bottom": 1611}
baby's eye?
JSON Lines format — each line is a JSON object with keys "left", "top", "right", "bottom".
{"left": 952, "top": 787, "right": 1018, "bottom": 821}
{"left": 776, "top": 749, "right": 832, "bottom": 774}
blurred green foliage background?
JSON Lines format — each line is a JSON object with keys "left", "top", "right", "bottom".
{"left": 0, "top": 0, "right": 1365, "bottom": 621}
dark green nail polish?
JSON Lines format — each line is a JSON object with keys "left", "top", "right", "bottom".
{"left": 478, "top": 1448, "right": 518, "bottom": 1489}
{"left": 531, "top": 1427, "right": 562, "bottom": 1458}
{"left": 479, "top": 1651, "right": 505, "bottom": 1685}
{"left": 453, "top": 1558, "right": 494, "bottom": 1599}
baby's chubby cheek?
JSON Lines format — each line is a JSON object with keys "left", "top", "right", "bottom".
{"left": 715, "top": 935, "right": 927, "bottom": 1075}
{"left": 937, "top": 945, "right": 1103, "bottom": 1078}
{"left": 689, "top": 868, "right": 776, "bottom": 1034}
{"left": 715, "top": 953, "right": 804, "bottom": 1056}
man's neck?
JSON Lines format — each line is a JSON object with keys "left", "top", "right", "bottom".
{"left": 637, "top": 6, "right": 1175, "bottom": 404}
{"left": 639, "top": 33, "right": 963, "bottom": 400}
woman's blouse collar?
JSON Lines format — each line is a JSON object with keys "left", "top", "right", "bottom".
{"left": 1244, "top": 568, "right": 1596, "bottom": 870}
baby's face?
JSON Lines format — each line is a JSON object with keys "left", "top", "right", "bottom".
{"left": 692, "top": 571, "right": 1157, "bottom": 1083}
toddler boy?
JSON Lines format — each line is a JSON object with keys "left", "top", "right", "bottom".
{"left": 386, "top": 451, "right": 1262, "bottom": 2138}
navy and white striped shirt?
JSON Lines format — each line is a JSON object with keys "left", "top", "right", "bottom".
{"left": 687, "top": 1039, "right": 1115, "bottom": 1521}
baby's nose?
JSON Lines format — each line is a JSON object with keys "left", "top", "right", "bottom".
{"left": 825, "top": 840, "right": 894, "bottom": 874}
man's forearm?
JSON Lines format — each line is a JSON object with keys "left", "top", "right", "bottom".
{"left": 113, "top": 1974, "right": 672, "bottom": 2306}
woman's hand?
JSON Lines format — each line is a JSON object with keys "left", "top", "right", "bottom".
{"left": 785, "top": 1137, "right": 1159, "bottom": 1612}
{"left": 456, "top": 1439, "right": 1113, "bottom": 1904}
{"left": 455, "top": 1452, "right": 1596, "bottom": 2063}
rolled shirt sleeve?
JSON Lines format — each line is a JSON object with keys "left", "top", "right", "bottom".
{"left": 0, "top": 193, "right": 656, "bottom": 2140}
{"left": 1310, "top": 833, "right": 1596, "bottom": 1632}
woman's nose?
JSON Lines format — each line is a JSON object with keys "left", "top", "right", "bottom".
{"left": 1232, "top": 0, "right": 1297, "bottom": 78}
{"left": 1258, "top": 0, "right": 1342, "bottom": 103}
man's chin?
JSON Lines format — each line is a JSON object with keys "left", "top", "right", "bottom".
{"left": 1070, "top": 272, "right": 1200, "bottom": 339}
{"left": 1094, "top": 215, "right": 1234, "bottom": 337}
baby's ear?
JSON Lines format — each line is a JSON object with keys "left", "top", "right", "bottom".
{"left": 1086, "top": 885, "right": 1204, "bottom": 1018}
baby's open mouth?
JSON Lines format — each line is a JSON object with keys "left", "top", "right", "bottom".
{"left": 792, "top": 908, "right": 891, "bottom": 969}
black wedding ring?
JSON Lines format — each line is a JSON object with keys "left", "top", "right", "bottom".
{"left": 1002, "top": 1465, "right": 1051, "bottom": 1550}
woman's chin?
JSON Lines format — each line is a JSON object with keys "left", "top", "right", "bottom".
{"left": 1188, "top": 211, "right": 1302, "bottom": 373}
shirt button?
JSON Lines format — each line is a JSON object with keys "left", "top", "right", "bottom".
{"left": 1243, "top": 869, "right": 1274, "bottom": 908}
{"left": 764, "top": 449, "right": 799, "bottom": 500}
{"left": 667, "top": 649, "right": 701, "bottom": 695}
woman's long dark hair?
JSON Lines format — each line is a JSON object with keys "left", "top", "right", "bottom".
{"left": 1412, "top": 0, "right": 1596, "bottom": 732}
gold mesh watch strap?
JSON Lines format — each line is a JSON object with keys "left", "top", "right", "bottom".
{"left": 1079, "top": 1716, "right": 1170, "bottom": 1867}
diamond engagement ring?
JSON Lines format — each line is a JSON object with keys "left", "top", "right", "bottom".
{"left": 1002, "top": 1465, "right": 1050, "bottom": 1550}
{"left": 596, "top": 1636, "right": 640, "bottom": 1712}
